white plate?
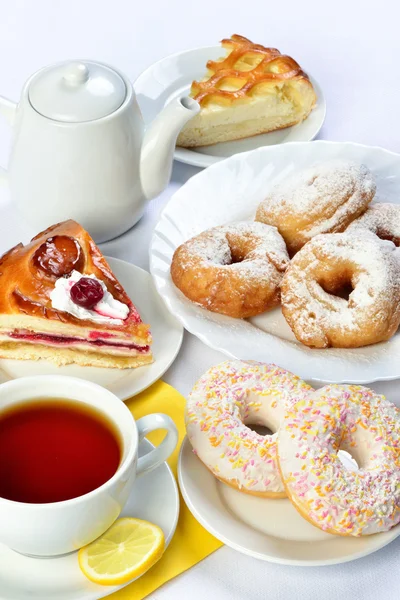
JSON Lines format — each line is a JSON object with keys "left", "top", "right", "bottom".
{"left": 178, "top": 436, "right": 400, "bottom": 566}
{"left": 150, "top": 141, "right": 400, "bottom": 384}
{"left": 0, "top": 258, "right": 183, "bottom": 400}
{"left": 134, "top": 46, "right": 326, "bottom": 168}
{"left": 0, "top": 438, "right": 179, "bottom": 600}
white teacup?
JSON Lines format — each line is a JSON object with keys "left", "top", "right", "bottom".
{"left": 0, "top": 375, "right": 178, "bottom": 556}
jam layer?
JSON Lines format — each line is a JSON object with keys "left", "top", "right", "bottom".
{"left": 8, "top": 332, "right": 150, "bottom": 353}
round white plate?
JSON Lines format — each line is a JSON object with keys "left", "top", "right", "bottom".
{"left": 178, "top": 436, "right": 400, "bottom": 566}
{"left": 0, "top": 438, "right": 179, "bottom": 600}
{"left": 0, "top": 258, "right": 183, "bottom": 400}
{"left": 134, "top": 45, "right": 326, "bottom": 168}
{"left": 150, "top": 141, "right": 400, "bottom": 384}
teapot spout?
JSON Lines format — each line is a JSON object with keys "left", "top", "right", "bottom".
{"left": 140, "top": 96, "right": 199, "bottom": 201}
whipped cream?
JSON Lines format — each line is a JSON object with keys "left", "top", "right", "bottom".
{"left": 50, "top": 271, "right": 129, "bottom": 325}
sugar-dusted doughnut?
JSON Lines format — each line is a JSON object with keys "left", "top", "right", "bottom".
{"left": 185, "top": 360, "right": 313, "bottom": 497}
{"left": 171, "top": 222, "right": 289, "bottom": 318}
{"left": 255, "top": 161, "right": 376, "bottom": 255}
{"left": 347, "top": 202, "right": 400, "bottom": 246}
{"left": 278, "top": 384, "right": 400, "bottom": 535}
{"left": 281, "top": 231, "right": 400, "bottom": 348}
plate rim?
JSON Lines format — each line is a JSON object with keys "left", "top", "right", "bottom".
{"left": 0, "top": 437, "right": 180, "bottom": 600}
{"left": 150, "top": 140, "right": 400, "bottom": 385}
{"left": 178, "top": 436, "right": 400, "bottom": 567}
{"left": 0, "top": 257, "right": 184, "bottom": 401}
{"left": 134, "top": 44, "right": 327, "bottom": 168}
{"left": 78, "top": 257, "right": 184, "bottom": 400}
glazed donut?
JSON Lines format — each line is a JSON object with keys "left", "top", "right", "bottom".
{"left": 185, "top": 360, "right": 313, "bottom": 497}
{"left": 278, "top": 384, "right": 400, "bottom": 536}
{"left": 171, "top": 222, "right": 289, "bottom": 318}
{"left": 255, "top": 161, "right": 376, "bottom": 255}
{"left": 347, "top": 203, "right": 400, "bottom": 246}
{"left": 281, "top": 231, "right": 400, "bottom": 348}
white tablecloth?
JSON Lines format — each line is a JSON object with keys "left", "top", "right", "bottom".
{"left": 0, "top": 1, "right": 399, "bottom": 598}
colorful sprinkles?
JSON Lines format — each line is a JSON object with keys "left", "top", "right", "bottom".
{"left": 185, "top": 360, "right": 313, "bottom": 495}
{"left": 278, "top": 384, "right": 400, "bottom": 536}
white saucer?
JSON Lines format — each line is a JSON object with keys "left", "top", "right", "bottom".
{"left": 178, "top": 436, "right": 400, "bottom": 566}
{"left": 0, "top": 258, "right": 183, "bottom": 401}
{"left": 0, "top": 438, "right": 179, "bottom": 600}
{"left": 134, "top": 45, "right": 326, "bottom": 168}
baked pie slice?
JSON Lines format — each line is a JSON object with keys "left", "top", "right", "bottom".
{"left": 0, "top": 220, "right": 152, "bottom": 368}
{"left": 177, "top": 34, "right": 317, "bottom": 147}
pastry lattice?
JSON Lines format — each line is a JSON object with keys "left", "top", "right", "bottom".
{"left": 192, "top": 34, "right": 310, "bottom": 105}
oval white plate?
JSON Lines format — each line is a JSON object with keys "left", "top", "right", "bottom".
{"left": 134, "top": 45, "right": 326, "bottom": 168}
{"left": 0, "top": 438, "right": 179, "bottom": 600}
{"left": 0, "top": 258, "right": 183, "bottom": 400}
{"left": 150, "top": 141, "right": 400, "bottom": 384}
{"left": 179, "top": 436, "right": 400, "bottom": 566}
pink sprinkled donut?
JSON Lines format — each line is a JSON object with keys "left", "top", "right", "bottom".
{"left": 185, "top": 360, "right": 313, "bottom": 497}
{"left": 278, "top": 384, "right": 400, "bottom": 535}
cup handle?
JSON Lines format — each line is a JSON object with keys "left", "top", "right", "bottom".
{"left": 136, "top": 413, "right": 178, "bottom": 477}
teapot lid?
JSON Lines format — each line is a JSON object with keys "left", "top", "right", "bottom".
{"left": 29, "top": 60, "right": 126, "bottom": 123}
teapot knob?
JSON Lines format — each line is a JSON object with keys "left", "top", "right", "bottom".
{"left": 62, "top": 63, "right": 89, "bottom": 86}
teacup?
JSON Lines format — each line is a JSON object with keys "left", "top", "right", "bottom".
{"left": 0, "top": 375, "right": 178, "bottom": 556}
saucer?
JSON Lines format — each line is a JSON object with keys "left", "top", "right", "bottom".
{"left": 0, "top": 438, "right": 179, "bottom": 600}
{"left": 134, "top": 45, "right": 326, "bottom": 168}
{"left": 178, "top": 436, "right": 400, "bottom": 566}
{"left": 0, "top": 258, "right": 183, "bottom": 401}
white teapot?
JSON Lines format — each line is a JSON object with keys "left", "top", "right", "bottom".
{"left": 0, "top": 60, "right": 199, "bottom": 242}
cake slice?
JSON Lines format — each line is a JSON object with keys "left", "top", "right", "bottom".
{"left": 177, "top": 34, "right": 317, "bottom": 147}
{"left": 0, "top": 220, "right": 152, "bottom": 369}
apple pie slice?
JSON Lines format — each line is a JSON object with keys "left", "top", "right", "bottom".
{"left": 177, "top": 34, "right": 317, "bottom": 147}
{"left": 0, "top": 220, "right": 152, "bottom": 368}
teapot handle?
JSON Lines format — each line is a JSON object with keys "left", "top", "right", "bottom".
{"left": 0, "top": 96, "right": 17, "bottom": 184}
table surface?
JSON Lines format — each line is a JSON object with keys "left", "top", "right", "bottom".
{"left": 0, "top": 1, "right": 399, "bottom": 598}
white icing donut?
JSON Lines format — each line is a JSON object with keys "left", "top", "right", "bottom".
{"left": 278, "top": 384, "right": 400, "bottom": 535}
{"left": 185, "top": 360, "right": 313, "bottom": 497}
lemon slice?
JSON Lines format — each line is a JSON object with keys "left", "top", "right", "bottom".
{"left": 78, "top": 517, "right": 165, "bottom": 585}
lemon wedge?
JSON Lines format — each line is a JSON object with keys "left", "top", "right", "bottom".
{"left": 78, "top": 517, "right": 165, "bottom": 585}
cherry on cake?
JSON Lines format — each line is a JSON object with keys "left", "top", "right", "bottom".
{"left": 0, "top": 220, "right": 152, "bottom": 369}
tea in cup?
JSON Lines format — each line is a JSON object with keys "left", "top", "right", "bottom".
{"left": 0, "top": 376, "right": 178, "bottom": 556}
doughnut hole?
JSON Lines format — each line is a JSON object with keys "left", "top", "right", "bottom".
{"left": 317, "top": 267, "right": 355, "bottom": 302}
{"left": 225, "top": 231, "right": 259, "bottom": 263}
{"left": 336, "top": 419, "right": 377, "bottom": 473}
{"left": 243, "top": 393, "right": 280, "bottom": 437}
{"left": 337, "top": 450, "right": 359, "bottom": 472}
{"left": 225, "top": 230, "right": 288, "bottom": 271}
{"left": 246, "top": 424, "right": 274, "bottom": 436}
{"left": 374, "top": 227, "right": 400, "bottom": 247}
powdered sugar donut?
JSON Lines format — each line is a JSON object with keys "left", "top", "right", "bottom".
{"left": 281, "top": 231, "right": 400, "bottom": 348}
{"left": 255, "top": 161, "right": 376, "bottom": 255}
{"left": 171, "top": 222, "right": 289, "bottom": 318}
{"left": 347, "top": 203, "right": 400, "bottom": 246}
{"left": 185, "top": 360, "right": 313, "bottom": 497}
{"left": 278, "top": 384, "right": 400, "bottom": 535}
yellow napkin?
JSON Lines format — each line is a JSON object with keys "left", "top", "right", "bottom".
{"left": 109, "top": 380, "right": 222, "bottom": 599}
